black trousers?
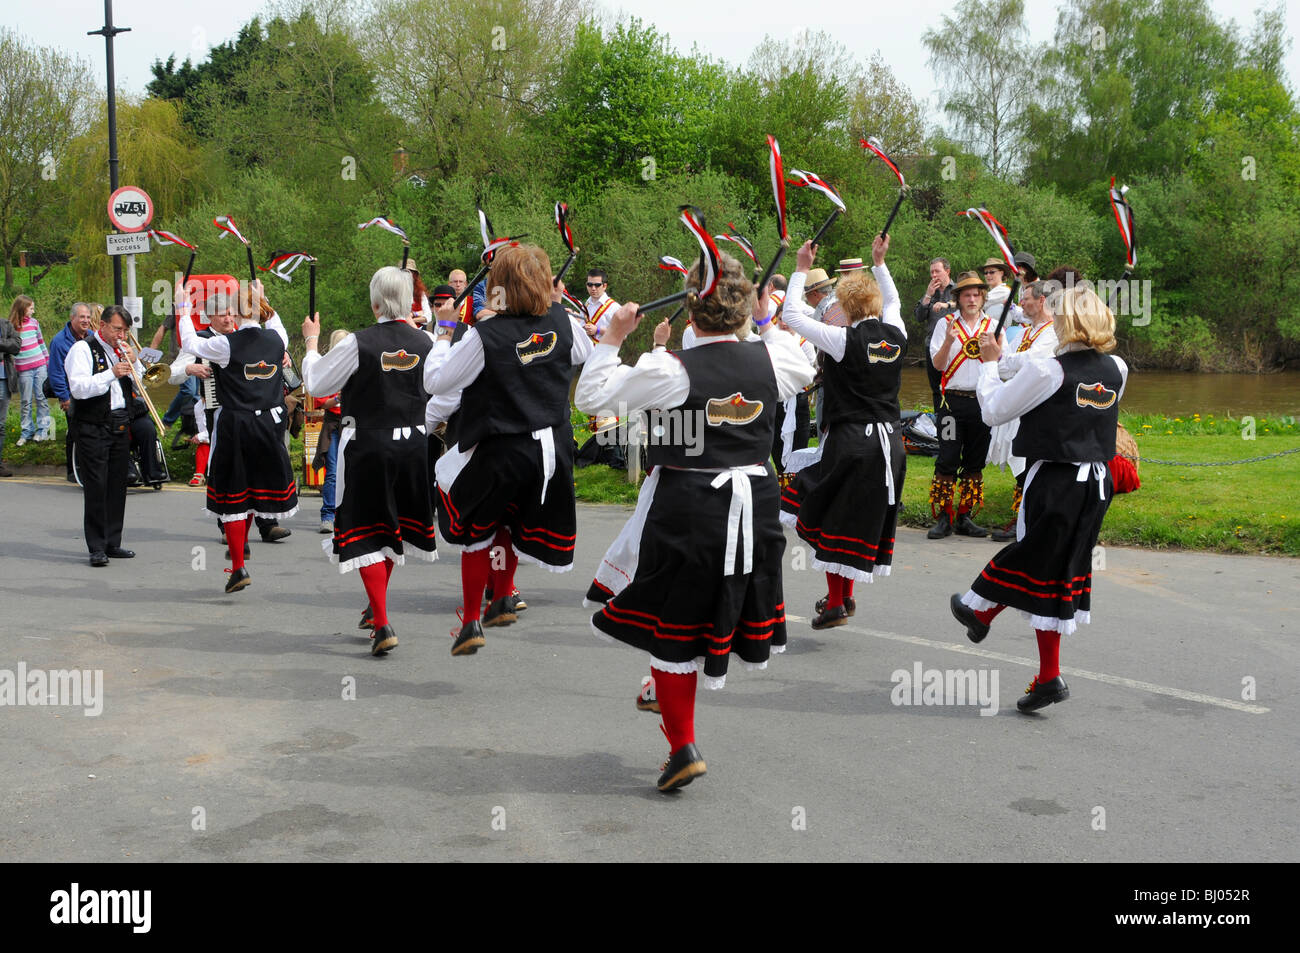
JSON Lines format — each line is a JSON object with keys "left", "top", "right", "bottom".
{"left": 64, "top": 403, "right": 76, "bottom": 477}
{"left": 772, "top": 394, "right": 811, "bottom": 473}
{"left": 936, "top": 392, "right": 991, "bottom": 478}
{"left": 77, "top": 413, "right": 130, "bottom": 554}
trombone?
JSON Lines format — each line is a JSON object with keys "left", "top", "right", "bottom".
{"left": 124, "top": 330, "right": 167, "bottom": 438}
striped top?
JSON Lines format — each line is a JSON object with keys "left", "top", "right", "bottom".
{"left": 15, "top": 317, "right": 48, "bottom": 371}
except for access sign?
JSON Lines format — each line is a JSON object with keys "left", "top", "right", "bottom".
{"left": 106, "top": 232, "right": 151, "bottom": 256}
{"left": 107, "top": 185, "right": 154, "bottom": 232}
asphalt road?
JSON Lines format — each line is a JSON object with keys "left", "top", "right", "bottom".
{"left": 1, "top": 475, "right": 1295, "bottom": 862}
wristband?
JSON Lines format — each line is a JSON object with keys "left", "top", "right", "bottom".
{"left": 754, "top": 316, "right": 772, "bottom": 327}
{"left": 437, "top": 320, "right": 457, "bottom": 329}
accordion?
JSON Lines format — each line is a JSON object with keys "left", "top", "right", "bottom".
{"left": 200, "top": 360, "right": 220, "bottom": 409}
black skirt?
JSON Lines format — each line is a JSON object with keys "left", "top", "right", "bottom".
{"left": 592, "top": 465, "right": 787, "bottom": 687}
{"left": 963, "top": 460, "right": 1111, "bottom": 634}
{"left": 436, "top": 429, "right": 576, "bottom": 571}
{"left": 205, "top": 407, "right": 299, "bottom": 521}
{"left": 327, "top": 426, "right": 437, "bottom": 573}
{"left": 779, "top": 420, "right": 906, "bottom": 581}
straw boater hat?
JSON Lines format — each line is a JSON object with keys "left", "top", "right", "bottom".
{"left": 952, "top": 271, "right": 989, "bottom": 294}
{"left": 836, "top": 258, "right": 867, "bottom": 273}
{"left": 981, "top": 257, "right": 1010, "bottom": 280}
{"left": 805, "top": 268, "right": 836, "bottom": 293}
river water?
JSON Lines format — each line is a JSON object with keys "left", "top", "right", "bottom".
{"left": 899, "top": 368, "right": 1300, "bottom": 417}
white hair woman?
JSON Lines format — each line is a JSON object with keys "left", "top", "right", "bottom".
{"left": 302, "top": 266, "right": 438, "bottom": 656}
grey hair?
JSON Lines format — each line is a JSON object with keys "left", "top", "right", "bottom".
{"left": 370, "top": 266, "right": 413, "bottom": 320}
{"left": 70, "top": 301, "right": 92, "bottom": 317}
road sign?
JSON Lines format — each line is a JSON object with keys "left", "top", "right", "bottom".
{"left": 106, "top": 232, "right": 151, "bottom": 256}
{"left": 107, "top": 185, "right": 154, "bottom": 232}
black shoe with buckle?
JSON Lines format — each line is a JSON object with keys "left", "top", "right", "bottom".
{"left": 225, "top": 567, "right": 251, "bottom": 593}
{"left": 949, "top": 593, "right": 990, "bottom": 644}
{"left": 89, "top": 551, "right": 109, "bottom": 568}
{"left": 811, "top": 604, "right": 849, "bottom": 630}
{"left": 371, "top": 624, "right": 398, "bottom": 657}
{"left": 927, "top": 512, "right": 953, "bottom": 539}
{"left": 261, "top": 525, "right": 291, "bottom": 543}
{"left": 954, "top": 513, "right": 988, "bottom": 537}
{"left": 815, "top": 594, "right": 855, "bottom": 617}
{"left": 358, "top": 605, "right": 374, "bottom": 630}
{"left": 451, "top": 619, "right": 486, "bottom": 656}
{"left": 991, "top": 520, "right": 1017, "bottom": 542}
{"left": 105, "top": 547, "right": 135, "bottom": 559}
{"left": 483, "top": 595, "right": 518, "bottom": 628}
{"left": 658, "top": 743, "right": 707, "bottom": 792}
{"left": 1017, "top": 675, "right": 1070, "bottom": 713}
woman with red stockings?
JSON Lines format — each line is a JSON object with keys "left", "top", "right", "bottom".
{"left": 949, "top": 284, "right": 1127, "bottom": 712}
{"left": 778, "top": 236, "right": 907, "bottom": 629}
{"left": 576, "top": 253, "right": 814, "bottom": 792}
{"left": 301, "top": 267, "right": 437, "bottom": 657}
{"left": 178, "top": 277, "right": 298, "bottom": 593}
{"left": 424, "top": 244, "right": 593, "bottom": 656}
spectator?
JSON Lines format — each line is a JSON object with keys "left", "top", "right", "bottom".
{"left": 10, "top": 296, "right": 54, "bottom": 445}
{"left": 915, "top": 257, "right": 956, "bottom": 407}
{"left": 49, "top": 302, "right": 96, "bottom": 481}
{"left": 0, "top": 308, "right": 19, "bottom": 476}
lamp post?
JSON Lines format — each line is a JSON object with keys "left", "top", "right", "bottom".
{"left": 88, "top": 0, "right": 131, "bottom": 305}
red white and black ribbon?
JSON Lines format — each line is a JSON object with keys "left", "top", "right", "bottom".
{"left": 561, "top": 288, "right": 585, "bottom": 315}
{"left": 679, "top": 206, "right": 721, "bottom": 298}
{"left": 259, "top": 251, "right": 317, "bottom": 283}
{"left": 714, "top": 223, "right": 759, "bottom": 265}
{"left": 213, "top": 215, "right": 250, "bottom": 246}
{"left": 787, "top": 169, "right": 845, "bottom": 211}
{"left": 1109, "top": 177, "right": 1137, "bottom": 271}
{"left": 357, "top": 216, "right": 408, "bottom": 241}
{"left": 478, "top": 206, "right": 495, "bottom": 251}
{"left": 149, "top": 228, "right": 196, "bottom": 250}
{"left": 555, "top": 202, "right": 575, "bottom": 253}
{"left": 960, "top": 206, "right": 1019, "bottom": 276}
{"left": 768, "top": 135, "right": 788, "bottom": 241}
{"left": 658, "top": 255, "right": 688, "bottom": 275}
{"left": 860, "top": 137, "right": 907, "bottom": 187}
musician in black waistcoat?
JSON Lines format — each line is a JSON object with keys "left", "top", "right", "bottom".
{"left": 179, "top": 277, "right": 299, "bottom": 593}
{"left": 64, "top": 306, "right": 143, "bottom": 566}
{"left": 950, "top": 285, "right": 1128, "bottom": 713}
{"left": 576, "top": 252, "right": 815, "bottom": 792}
{"left": 303, "top": 267, "right": 437, "bottom": 657}
{"left": 425, "top": 244, "right": 594, "bottom": 656}
{"left": 778, "top": 236, "right": 908, "bottom": 630}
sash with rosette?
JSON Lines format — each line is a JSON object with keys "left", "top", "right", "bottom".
{"left": 586, "top": 298, "right": 616, "bottom": 338}
{"left": 1016, "top": 321, "right": 1051, "bottom": 354}
{"left": 940, "top": 316, "right": 991, "bottom": 396}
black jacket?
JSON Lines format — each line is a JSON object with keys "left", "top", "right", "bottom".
{"left": 0, "top": 318, "right": 19, "bottom": 396}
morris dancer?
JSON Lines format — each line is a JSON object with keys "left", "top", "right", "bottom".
{"left": 950, "top": 284, "right": 1127, "bottom": 712}
{"left": 576, "top": 252, "right": 814, "bottom": 792}
{"left": 303, "top": 267, "right": 437, "bottom": 656}
{"left": 425, "top": 244, "right": 593, "bottom": 655}
{"left": 928, "top": 271, "right": 1005, "bottom": 539}
{"left": 987, "top": 279, "right": 1058, "bottom": 541}
{"left": 178, "top": 277, "right": 298, "bottom": 593}
{"left": 779, "top": 236, "right": 906, "bottom": 629}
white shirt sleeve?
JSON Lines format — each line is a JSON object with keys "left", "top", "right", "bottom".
{"left": 168, "top": 349, "right": 196, "bottom": 386}
{"left": 1112, "top": 354, "right": 1130, "bottom": 402}
{"left": 569, "top": 315, "right": 595, "bottom": 364}
{"left": 303, "top": 333, "right": 358, "bottom": 397}
{"left": 873, "top": 263, "right": 906, "bottom": 337}
{"left": 997, "top": 325, "right": 1058, "bottom": 379}
{"left": 574, "top": 343, "right": 690, "bottom": 416}
{"left": 782, "top": 271, "right": 847, "bottom": 360}
{"left": 758, "top": 325, "right": 817, "bottom": 399}
{"left": 976, "top": 358, "right": 1063, "bottom": 427}
{"left": 66, "top": 340, "right": 114, "bottom": 400}
{"left": 179, "top": 317, "right": 231, "bottom": 367}
{"left": 264, "top": 312, "right": 289, "bottom": 349}
{"left": 424, "top": 326, "right": 485, "bottom": 397}
{"left": 425, "top": 391, "right": 462, "bottom": 429}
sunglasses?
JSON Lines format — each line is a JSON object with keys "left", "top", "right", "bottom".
{"left": 586, "top": 282, "right": 604, "bottom": 288}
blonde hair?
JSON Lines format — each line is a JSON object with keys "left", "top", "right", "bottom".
{"left": 1054, "top": 285, "right": 1116, "bottom": 353}
{"left": 686, "top": 252, "right": 754, "bottom": 334}
{"left": 328, "top": 328, "right": 350, "bottom": 350}
{"left": 486, "top": 243, "right": 552, "bottom": 317}
{"left": 836, "top": 270, "right": 883, "bottom": 322}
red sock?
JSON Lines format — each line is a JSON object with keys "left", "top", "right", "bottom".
{"left": 1036, "top": 629, "right": 1061, "bottom": 681}
{"left": 359, "top": 563, "right": 389, "bottom": 628}
{"left": 195, "top": 443, "right": 210, "bottom": 474}
{"left": 461, "top": 548, "right": 492, "bottom": 622}
{"left": 844, "top": 579, "right": 855, "bottom": 599}
{"left": 488, "top": 528, "right": 518, "bottom": 602}
{"left": 654, "top": 668, "right": 697, "bottom": 751}
{"left": 973, "top": 603, "right": 1005, "bottom": 626}
{"left": 225, "top": 519, "right": 247, "bottom": 571}
{"left": 383, "top": 557, "right": 394, "bottom": 583}
{"left": 825, "top": 573, "right": 844, "bottom": 609}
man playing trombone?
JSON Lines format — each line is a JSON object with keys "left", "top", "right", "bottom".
{"left": 64, "top": 305, "right": 143, "bottom": 566}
